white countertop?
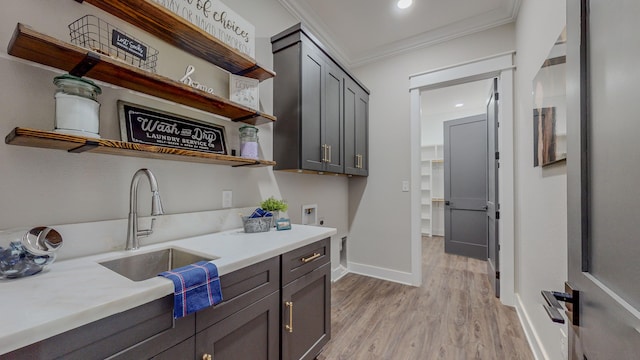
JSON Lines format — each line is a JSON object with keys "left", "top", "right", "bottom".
{"left": 0, "top": 224, "right": 336, "bottom": 355}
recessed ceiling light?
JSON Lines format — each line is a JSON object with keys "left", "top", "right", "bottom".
{"left": 397, "top": 0, "right": 413, "bottom": 9}
{"left": 455, "top": 103, "right": 464, "bottom": 108}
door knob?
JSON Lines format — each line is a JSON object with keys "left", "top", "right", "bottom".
{"left": 482, "top": 205, "right": 489, "bottom": 210}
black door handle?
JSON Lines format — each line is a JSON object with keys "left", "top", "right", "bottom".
{"left": 445, "top": 201, "right": 450, "bottom": 206}
{"left": 541, "top": 282, "right": 579, "bottom": 326}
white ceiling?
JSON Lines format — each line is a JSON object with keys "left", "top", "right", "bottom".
{"left": 421, "top": 79, "right": 493, "bottom": 117}
{"left": 277, "top": 0, "right": 521, "bottom": 67}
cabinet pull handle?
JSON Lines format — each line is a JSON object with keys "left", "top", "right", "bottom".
{"left": 285, "top": 301, "right": 294, "bottom": 333}
{"left": 202, "top": 354, "right": 212, "bottom": 360}
{"left": 301, "top": 252, "right": 321, "bottom": 263}
{"left": 321, "top": 144, "right": 327, "bottom": 162}
{"left": 327, "top": 145, "right": 332, "bottom": 163}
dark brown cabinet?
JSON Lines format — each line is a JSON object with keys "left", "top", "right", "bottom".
{"left": 344, "top": 77, "right": 369, "bottom": 176}
{"left": 272, "top": 24, "right": 368, "bottom": 176}
{"left": 5, "top": 240, "right": 331, "bottom": 360}
{"left": 281, "top": 238, "right": 331, "bottom": 360}
{"left": 195, "top": 257, "right": 281, "bottom": 360}
{"left": 195, "top": 291, "right": 280, "bottom": 360}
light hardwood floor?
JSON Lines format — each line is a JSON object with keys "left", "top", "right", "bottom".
{"left": 317, "top": 236, "right": 534, "bottom": 360}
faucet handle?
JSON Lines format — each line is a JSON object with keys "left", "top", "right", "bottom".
{"left": 137, "top": 218, "right": 157, "bottom": 238}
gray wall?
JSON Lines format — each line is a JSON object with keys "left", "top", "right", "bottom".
{"left": 0, "top": 0, "right": 348, "bottom": 272}
{"left": 348, "top": 24, "right": 516, "bottom": 280}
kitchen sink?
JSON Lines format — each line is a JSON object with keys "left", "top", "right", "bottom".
{"left": 99, "top": 248, "right": 218, "bottom": 281}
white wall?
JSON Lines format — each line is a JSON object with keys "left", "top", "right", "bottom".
{"left": 348, "top": 24, "right": 515, "bottom": 282}
{"left": 513, "top": 1, "right": 568, "bottom": 359}
{"left": 0, "top": 1, "right": 348, "bottom": 275}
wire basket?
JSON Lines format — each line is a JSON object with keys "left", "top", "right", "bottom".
{"left": 68, "top": 15, "right": 159, "bottom": 73}
{"left": 242, "top": 216, "right": 272, "bottom": 233}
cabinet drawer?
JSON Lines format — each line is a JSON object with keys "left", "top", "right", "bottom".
{"left": 282, "top": 238, "right": 330, "bottom": 285}
{"left": 196, "top": 256, "right": 279, "bottom": 331}
{"left": 6, "top": 295, "right": 181, "bottom": 360}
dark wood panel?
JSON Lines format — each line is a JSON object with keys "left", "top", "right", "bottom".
{"left": 5, "top": 128, "right": 276, "bottom": 167}
{"left": 196, "top": 257, "right": 280, "bottom": 331}
{"left": 7, "top": 23, "right": 275, "bottom": 125}
{"left": 282, "top": 262, "right": 331, "bottom": 360}
{"left": 5, "top": 295, "right": 183, "bottom": 360}
{"left": 196, "top": 291, "right": 280, "bottom": 360}
{"left": 281, "top": 237, "right": 330, "bottom": 285}
{"left": 76, "top": 0, "right": 274, "bottom": 81}
{"left": 150, "top": 337, "right": 195, "bottom": 360}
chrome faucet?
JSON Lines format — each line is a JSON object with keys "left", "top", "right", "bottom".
{"left": 126, "top": 169, "right": 164, "bottom": 250}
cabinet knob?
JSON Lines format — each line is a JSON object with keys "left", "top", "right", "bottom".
{"left": 202, "top": 354, "right": 212, "bottom": 360}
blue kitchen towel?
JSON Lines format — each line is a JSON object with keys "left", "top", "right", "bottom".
{"left": 158, "top": 261, "right": 223, "bottom": 319}
{"left": 249, "top": 208, "right": 273, "bottom": 218}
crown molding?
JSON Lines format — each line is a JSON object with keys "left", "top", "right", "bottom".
{"left": 277, "top": 0, "right": 521, "bottom": 69}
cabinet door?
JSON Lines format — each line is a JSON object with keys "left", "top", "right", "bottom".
{"left": 195, "top": 291, "right": 279, "bottom": 360}
{"left": 282, "top": 263, "right": 331, "bottom": 360}
{"left": 344, "top": 77, "right": 369, "bottom": 176}
{"left": 300, "top": 43, "right": 325, "bottom": 172}
{"left": 323, "top": 61, "right": 344, "bottom": 173}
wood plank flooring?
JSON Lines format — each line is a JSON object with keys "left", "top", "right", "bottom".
{"left": 317, "top": 236, "right": 533, "bottom": 360}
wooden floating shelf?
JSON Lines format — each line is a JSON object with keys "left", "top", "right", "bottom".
{"left": 5, "top": 128, "right": 276, "bottom": 167}
{"left": 7, "top": 23, "right": 275, "bottom": 125}
{"left": 432, "top": 198, "right": 445, "bottom": 202}
{"left": 77, "top": 0, "right": 275, "bottom": 82}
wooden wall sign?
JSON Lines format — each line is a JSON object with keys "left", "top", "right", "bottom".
{"left": 152, "top": 0, "right": 255, "bottom": 58}
{"left": 118, "top": 101, "right": 227, "bottom": 154}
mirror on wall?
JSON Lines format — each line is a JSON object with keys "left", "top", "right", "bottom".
{"left": 532, "top": 27, "right": 567, "bottom": 167}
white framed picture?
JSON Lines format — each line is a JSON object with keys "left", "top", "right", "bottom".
{"left": 229, "top": 74, "right": 259, "bottom": 110}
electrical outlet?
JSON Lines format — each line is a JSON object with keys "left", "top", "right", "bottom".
{"left": 222, "top": 190, "right": 232, "bottom": 208}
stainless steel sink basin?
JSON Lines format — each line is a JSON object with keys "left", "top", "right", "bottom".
{"left": 99, "top": 248, "right": 218, "bottom": 281}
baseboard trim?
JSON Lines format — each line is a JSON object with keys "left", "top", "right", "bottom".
{"left": 332, "top": 265, "right": 348, "bottom": 282}
{"left": 348, "top": 261, "right": 415, "bottom": 286}
{"left": 515, "top": 294, "right": 547, "bottom": 360}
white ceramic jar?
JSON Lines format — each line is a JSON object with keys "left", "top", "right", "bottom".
{"left": 53, "top": 74, "right": 102, "bottom": 138}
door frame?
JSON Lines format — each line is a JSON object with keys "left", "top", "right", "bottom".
{"left": 409, "top": 51, "right": 516, "bottom": 306}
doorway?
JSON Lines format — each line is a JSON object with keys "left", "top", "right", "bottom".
{"left": 420, "top": 79, "right": 493, "bottom": 241}
{"left": 409, "top": 52, "right": 515, "bottom": 306}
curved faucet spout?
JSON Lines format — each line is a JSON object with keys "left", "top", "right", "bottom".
{"left": 126, "top": 169, "right": 164, "bottom": 250}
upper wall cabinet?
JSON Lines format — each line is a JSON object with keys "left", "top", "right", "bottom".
{"left": 344, "top": 77, "right": 369, "bottom": 176}
{"left": 271, "top": 24, "right": 369, "bottom": 176}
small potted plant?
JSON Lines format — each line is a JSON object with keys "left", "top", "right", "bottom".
{"left": 260, "top": 197, "right": 288, "bottom": 226}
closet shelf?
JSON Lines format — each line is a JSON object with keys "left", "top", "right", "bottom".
{"left": 7, "top": 23, "right": 275, "bottom": 125}
{"left": 76, "top": 0, "right": 274, "bottom": 82}
{"left": 5, "top": 128, "right": 276, "bottom": 167}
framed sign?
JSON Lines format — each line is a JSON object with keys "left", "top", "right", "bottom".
{"left": 118, "top": 101, "right": 227, "bottom": 154}
{"left": 229, "top": 74, "right": 259, "bottom": 110}
{"left": 152, "top": 0, "right": 255, "bottom": 58}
